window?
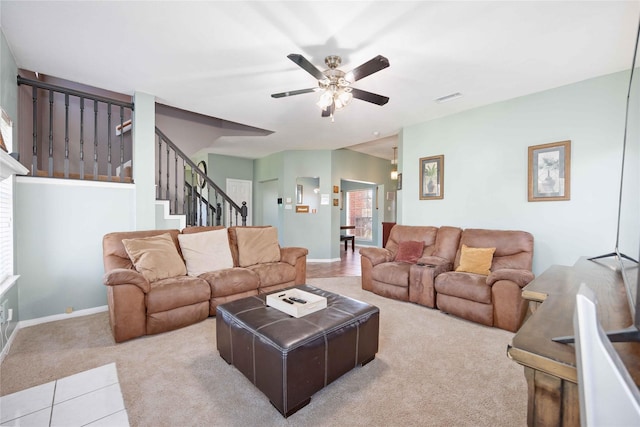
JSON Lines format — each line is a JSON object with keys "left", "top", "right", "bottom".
{"left": 0, "top": 108, "right": 16, "bottom": 289}
{"left": 345, "top": 189, "right": 373, "bottom": 241}
{"left": 0, "top": 176, "right": 14, "bottom": 286}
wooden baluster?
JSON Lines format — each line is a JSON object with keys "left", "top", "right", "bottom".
{"left": 31, "top": 86, "right": 38, "bottom": 176}
{"left": 48, "top": 90, "right": 53, "bottom": 177}
{"left": 79, "top": 97, "right": 85, "bottom": 180}
{"left": 107, "top": 102, "right": 112, "bottom": 180}
{"left": 64, "top": 93, "right": 69, "bottom": 178}
{"left": 93, "top": 100, "right": 98, "bottom": 180}
{"left": 119, "top": 106, "right": 124, "bottom": 181}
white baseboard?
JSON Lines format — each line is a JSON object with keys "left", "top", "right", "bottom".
{"left": 18, "top": 305, "right": 108, "bottom": 329}
{"left": 308, "top": 258, "right": 341, "bottom": 263}
{"left": 0, "top": 323, "right": 18, "bottom": 365}
{"left": 1, "top": 305, "right": 107, "bottom": 365}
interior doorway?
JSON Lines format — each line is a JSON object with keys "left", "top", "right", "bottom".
{"left": 226, "top": 178, "right": 252, "bottom": 226}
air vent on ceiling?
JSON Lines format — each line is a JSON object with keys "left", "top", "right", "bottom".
{"left": 434, "top": 92, "right": 463, "bottom": 103}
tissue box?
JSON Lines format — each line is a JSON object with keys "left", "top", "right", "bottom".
{"left": 266, "top": 288, "right": 327, "bottom": 318}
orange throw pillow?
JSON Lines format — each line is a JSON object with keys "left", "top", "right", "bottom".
{"left": 455, "top": 244, "right": 495, "bottom": 275}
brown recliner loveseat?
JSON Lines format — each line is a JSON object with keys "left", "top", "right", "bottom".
{"left": 102, "top": 225, "right": 308, "bottom": 342}
{"left": 360, "top": 225, "right": 462, "bottom": 306}
{"left": 360, "top": 225, "right": 534, "bottom": 332}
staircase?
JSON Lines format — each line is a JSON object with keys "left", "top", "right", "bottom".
{"left": 15, "top": 75, "right": 248, "bottom": 227}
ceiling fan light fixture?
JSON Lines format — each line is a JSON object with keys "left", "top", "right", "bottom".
{"left": 316, "top": 90, "right": 334, "bottom": 109}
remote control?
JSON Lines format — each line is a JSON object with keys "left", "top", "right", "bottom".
{"left": 289, "top": 297, "right": 307, "bottom": 304}
{"left": 281, "top": 298, "right": 294, "bottom": 304}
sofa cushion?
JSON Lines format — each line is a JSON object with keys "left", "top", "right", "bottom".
{"left": 200, "top": 267, "right": 260, "bottom": 298}
{"left": 435, "top": 272, "right": 492, "bottom": 304}
{"left": 146, "top": 275, "right": 211, "bottom": 314}
{"left": 455, "top": 244, "right": 495, "bottom": 275}
{"left": 372, "top": 262, "right": 412, "bottom": 287}
{"left": 178, "top": 228, "right": 234, "bottom": 276}
{"left": 395, "top": 240, "right": 424, "bottom": 264}
{"left": 235, "top": 227, "right": 281, "bottom": 267}
{"left": 248, "top": 262, "right": 296, "bottom": 288}
{"left": 122, "top": 233, "right": 186, "bottom": 282}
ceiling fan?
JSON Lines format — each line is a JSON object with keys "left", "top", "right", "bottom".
{"left": 271, "top": 54, "right": 390, "bottom": 120}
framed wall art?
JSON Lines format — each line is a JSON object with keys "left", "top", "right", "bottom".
{"left": 419, "top": 155, "right": 444, "bottom": 200}
{"left": 528, "top": 140, "right": 571, "bottom": 202}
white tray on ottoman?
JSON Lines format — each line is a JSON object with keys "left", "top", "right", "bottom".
{"left": 266, "top": 288, "right": 327, "bottom": 318}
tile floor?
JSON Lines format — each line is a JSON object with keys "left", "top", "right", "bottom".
{"left": 0, "top": 363, "right": 129, "bottom": 426}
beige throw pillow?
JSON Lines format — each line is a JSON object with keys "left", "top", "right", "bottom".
{"left": 122, "top": 233, "right": 186, "bottom": 282}
{"left": 235, "top": 227, "right": 281, "bottom": 267}
{"left": 455, "top": 244, "right": 496, "bottom": 276}
{"left": 178, "top": 228, "right": 234, "bottom": 276}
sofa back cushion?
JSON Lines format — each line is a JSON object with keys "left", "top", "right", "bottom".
{"left": 103, "top": 229, "right": 181, "bottom": 272}
{"left": 178, "top": 228, "right": 234, "bottom": 276}
{"left": 122, "top": 233, "right": 187, "bottom": 282}
{"left": 233, "top": 226, "right": 281, "bottom": 267}
{"left": 387, "top": 225, "right": 438, "bottom": 260}
{"left": 454, "top": 229, "right": 534, "bottom": 272}
{"left": 433, "top": 226, "right": 463, "bottom": 262}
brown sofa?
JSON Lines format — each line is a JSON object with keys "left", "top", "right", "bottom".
{"left": 360, "top": 225, "right": 534, "bottom": 332}
{"left": 102, "top": 226, "right": 308, "bottom": 342}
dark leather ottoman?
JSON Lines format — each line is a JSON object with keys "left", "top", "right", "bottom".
{"left": 216, "top": 284, "right": 379, "bottom": 417}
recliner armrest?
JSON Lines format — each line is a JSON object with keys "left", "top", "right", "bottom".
{"left": 280, "top": 247, "right": 309, "bottom": 266}
{"left": 103, "top": 268, "right": 150, "bottom": 293}
{"left": 486, "top": 268, "right": 534, "bottom": 288}
{"left": 359, "top": 247, "right": 392, "bottom": 266}
{"left": 416, "top": 256, "right": 453, "bottom": 274}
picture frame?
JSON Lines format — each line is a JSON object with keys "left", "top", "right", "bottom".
{"left": 333, "top": 185, "right": 339, "bottom": 193}
{"left": 333, "top": 198, "right": 339, "bottom": 206}
{"left": 295, "top": 205, "right": 309, "bottom": 213}
{"left": 528, "top": 140, "right": 571, "bottom": 202}
{"left": 419, "top": 155, "right": 444, "bottom": 200}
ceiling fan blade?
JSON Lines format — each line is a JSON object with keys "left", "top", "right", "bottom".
{"left": 287, "top": 54, "right": 326, "bottom": 81}
{"left": 321, "top": 102, "right": 335, "bottom": 118}
{"left": 351, "top": 88, "right": 389, "bottom": 106}
{"left": 271, "top": 88, "right": 317, "bottom": 98}
{"left": 347, "top": 55, "right": 390, "bottom": 82}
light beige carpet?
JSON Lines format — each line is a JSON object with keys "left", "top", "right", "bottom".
{"left": 0, "top": 277, "right": 527, "bottom": 426}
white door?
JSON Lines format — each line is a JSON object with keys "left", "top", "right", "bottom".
{"left": 226, "top": 178, "right": 252, "bottom": 226}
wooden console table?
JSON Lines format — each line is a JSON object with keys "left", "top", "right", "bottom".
{"left": 507, "top": 257, "right": 640, "bottom": 426}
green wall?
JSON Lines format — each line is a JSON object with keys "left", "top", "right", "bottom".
{"left": 399, "top": 71, "right": 629, "bottom": 274}
{"left": 254, "top": 149, "right": 394, "bottom": 260}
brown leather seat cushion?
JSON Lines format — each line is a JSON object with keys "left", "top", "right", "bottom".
{"left": 146, "top": 276, "right": 211, "bottom": 314}
{"left": 200, "top": 267, "right": 259, "bottom": 298}
{"left": 248, "top": 262, "right": 296, "bottom": 288}
{"left": 435, "top": 271, "right": 491, "bottom": 304}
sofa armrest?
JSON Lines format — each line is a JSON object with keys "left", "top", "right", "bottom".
{"left": 359, "top": 247, "right": 392, "bottom": 266}
{"left": 486, "top": 268, "right": 534, "bottom": 288}
{"left": 280, "top": 247, "right": 309, "bottom": 266}
{"left": 416, "top": 256, "right": 453, "bottom": 274}
{"left": 103, "top": 268, "right": 150, "bottom": 293}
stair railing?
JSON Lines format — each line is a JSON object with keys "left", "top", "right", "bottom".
{"left": 155, "top": 127, "right": 247, "bottom": 227}
{"left": 16, "top": 76, "right": 134, "bottom": 181}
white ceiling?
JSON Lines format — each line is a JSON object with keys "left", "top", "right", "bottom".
{"left": 1, "top": 1, "right": 639, "bottom": 160}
